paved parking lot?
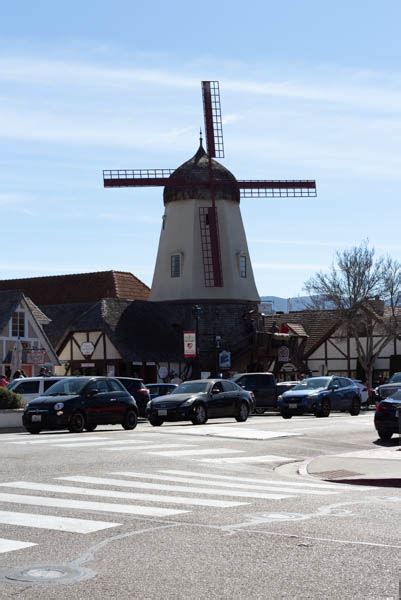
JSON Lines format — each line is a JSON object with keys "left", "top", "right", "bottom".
{"left": 0, "top": 413, "right": 400, "bottom": 599}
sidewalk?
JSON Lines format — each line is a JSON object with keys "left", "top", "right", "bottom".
{"left": 305, "top": 443, "right": 401, "bottom": 487}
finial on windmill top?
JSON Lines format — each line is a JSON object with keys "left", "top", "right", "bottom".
{"left": 199, "top": 128, "right": 203, "bottom": 146}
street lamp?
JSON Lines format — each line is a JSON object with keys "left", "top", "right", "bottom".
{"left": 192, "top": 305, "right": 202, "bottom": 379}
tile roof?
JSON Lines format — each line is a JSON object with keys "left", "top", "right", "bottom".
{"left": 263, "top": 310, "right": 340, "bottom": 356}
{"left": 0, "top": 271, "right": 150, "bottom": 305}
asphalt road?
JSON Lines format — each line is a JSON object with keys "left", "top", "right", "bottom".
{"left": 0, "top": 411, "right": 400, "bottom": 599}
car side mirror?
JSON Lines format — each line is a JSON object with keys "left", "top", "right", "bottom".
{"left": 331, "top": 384, "right": 339, "bottom": 391}
{"left": 87, "top": 388, "right": 99, "bottom": 397}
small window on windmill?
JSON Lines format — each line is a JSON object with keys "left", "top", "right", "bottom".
{"left": 239, "top": 255, "right": 247, "bottom": 278}
{"left": 162, "top": 214, "right": 166, "bottom": 230}
{"left": 171, "top": 254, "right": 181, "bottom": 278}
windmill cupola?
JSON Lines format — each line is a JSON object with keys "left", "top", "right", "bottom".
{"left": 163, "top": 142, "right": 240, "bottom": 205}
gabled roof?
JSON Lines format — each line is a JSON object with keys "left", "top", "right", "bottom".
{"left": 0, "top": 290, "right": 24, "bottom": 332}
{"left": 45, "top": 299, "right": 183, "bottom": 362}
{"left": 0, "top": 271, "right": 150, "bottom": 305}
{"left": 263, "top": 310, "right": 340, "bottom": 356}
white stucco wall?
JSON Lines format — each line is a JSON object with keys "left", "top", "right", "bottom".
{"left": 150, "top": 197, "right": 259, "bottom": 302}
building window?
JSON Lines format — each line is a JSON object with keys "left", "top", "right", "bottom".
{"left": 171, "top": 254, "right": 181, "bottom": 278}
{"left": 239, "top": 255, "right": 247, "bottom": 278}
{"left": 162, "top": 214, "right": 166, "bottom": 230}
{"left": 12, "top": 312, "right": 25, "bottom": 337}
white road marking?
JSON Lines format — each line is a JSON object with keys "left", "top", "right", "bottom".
{"left": 104, "top": 444, "right": 200, "bottom": 452}
{"left": 147, "top": 448, "right": 244, "bottom": 457}
{"left": 0, "top": 509, "right": 120, "bottom": 533}
{"left": 199, "top": 454, "right": 294, "bottom": 464}
{"left": 163, "top": 470, "right": 345, "bottom": 490}
{"left": 1, "top": 482, "right": 246, "bottom": 509}
{"left": 334, "top": 448, "right": 401, "bottom": 460}
{"left": 9, "top": 436, "right": 111, "bottom": 445}
{"left": 158, "top": 426, "right": 301, "bottom": 440}
{"left": 59, "top": 475, "right": 292, "bottom": 500}
{"left": 110, "top": 471, "right": 337, "bottom": 496}
{"left": 0, "top": 492, "right": 187, "bottom": 517}
{"left": 0, "top": 537, "right": 36, "bottom": 554}
{"left": 50, "top": 440, "right": 183, "bottom": 448}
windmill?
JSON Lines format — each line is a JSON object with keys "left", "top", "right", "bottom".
{"left": 103, "top": 81, "right": 316, "bottom": 301}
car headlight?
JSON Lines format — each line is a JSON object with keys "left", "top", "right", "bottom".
{"left": 181, "top": 398, "right": 195, "bottom": 407}
{"left": 54, "top": 402, "right": 64, "bottom": 411}
{"left": 146, "top": 400, "right": 152, "bottom": 409}
{"left": 277, "top": 395, "right": 283, "bottom": 402}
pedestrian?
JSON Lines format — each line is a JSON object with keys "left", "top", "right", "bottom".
{"left": 0, "top": 374, "right": 8, "bottom": 387}
{"left": 12, "top": 370, "right": 22, "bottom": 380}
{"left": 170, "top": 372, "right": 182, "bottom": 385}
{"left": 271, "top": 321, "right": 279, "bottom": 333}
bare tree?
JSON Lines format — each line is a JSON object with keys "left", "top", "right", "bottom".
{"left": 304, "top": 242, "right": 401, "bottom": 384}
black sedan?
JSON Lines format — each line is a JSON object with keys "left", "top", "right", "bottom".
{"left": 22, "top": 377, "right": 138, "bottom": 434}
{"left": 146, "top": 379, "right": 252, "bottom": 426}
{"left": 374, "top": 391, "right": 401, "bottom": 440}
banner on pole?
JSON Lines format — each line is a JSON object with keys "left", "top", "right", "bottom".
{"left": 183, "top": 331, "right": 196, "bottom": 358}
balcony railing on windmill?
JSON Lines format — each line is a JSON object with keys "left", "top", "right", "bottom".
{"left": 238, "top": 180, "right": 317, "bottom": 198}
{"left": 103, "top": 169, "right": 175, "bottom": 187}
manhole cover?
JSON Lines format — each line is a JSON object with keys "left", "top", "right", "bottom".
{"left": 2, "top": 565, "right": 95, "bottom": 584}
{"left": 314, "top": 469, "right": 363, "bottom": 480}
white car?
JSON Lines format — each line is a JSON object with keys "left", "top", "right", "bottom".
{"left": 8, "top": 377, "right": 63, "bottom": 406}
{"left": 351, "top": 380, "right": 369, "bottom": 408}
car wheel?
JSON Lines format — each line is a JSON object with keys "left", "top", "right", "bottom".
{"left": 191, "top": 403, "right": 207, "bottom": 425}
{"left": 68, "top": 411, "right": 85, "bottom": 433}
{"left": 149, "top": 416, "right": 164, "bottom": 427}
{"left": 349, "top": 397, "right": 361, "bottom": 416}
{"left": 85, "top": 424, "right": 97, "bottom": 432}
{"left": 280, "top": 410, "right": 292, "bottom": 419}
{"left": 26, "top": 426, "right": 41, "bottom": 434}
{"left": 315, "top": 399, "right": 331, "bottom": 418}
{"left": 236, "top": 401, "right": 249, "bottom": 422}
{"left": 255, "top": 408, "right": 265, "bottom": 415}
{"left": 122, "top": 410, "right": 138, "bottom": 430}
{"left": 377, "top": 429, "right": 393, "bottom": 440}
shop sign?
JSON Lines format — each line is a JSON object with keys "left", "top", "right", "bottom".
{"left": 80, "top": 342, "right": 95, "bottom": 356}
{"left": 278, "top": 345, "right": 290, "bottom": 363}
{"left": 183, "top": 331, "right": 196, "bottom": 358}
{"left": 26, "top": 350, "right": 46, "bottom": 364}
{"left": 81, "top": 363, "right": 95, "bottom": 367}
{"left": 219, "top": 350, "right": 231, "bottom": 369}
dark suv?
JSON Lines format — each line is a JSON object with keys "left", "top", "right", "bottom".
{"left": 231, "top": 372, "right": 277, "bottom": 413}
{"left": 23, "top": 376, "right": 138, "bottom": 434}
{"left": 117, "top": 377, "right": 150, "bottom": 417}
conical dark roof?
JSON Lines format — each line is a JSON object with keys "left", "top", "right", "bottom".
{"left": 163, "top": 142, "right": 239, "bottom": 204}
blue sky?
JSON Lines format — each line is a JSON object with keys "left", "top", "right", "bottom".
{"left": 1, "top": 1, "right": 401, "bottom": 297}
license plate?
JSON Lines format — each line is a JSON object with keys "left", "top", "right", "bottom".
{"left": 289, "top": 403, "right": 297, "bottom": 409}
{"left": 158, "top": 409, "right": 168, "bottom": 416}
{"left": 31, "top": 415, "right": 42, "bottom": 422}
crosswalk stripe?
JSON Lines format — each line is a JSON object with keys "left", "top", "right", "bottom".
{"left": 163, "top": 469, "right": 343, "bottom": 490}
{"left": 198, "top": 455, "right": 294, "bottom": 464}
{"left": 0, "top": 492, "right": 187, "bottom": 517}
{"left": 1, "top": 482, "right": 246, "bottom": 509}
{"left": 52, "top": 440, "right": 199, "bottom": 449}
{"left": 9, "top": 436, "right": 111, "bottom": 445}
{"left": 0, "top": 537, "right": 36, "bottom": 554}
{"left": 104, "top": 443, "right": 199, "bottom": 452}
{"left": 110, "top": 471, "right": 337, "bottom": 496}
{"left": 148, "top": 448, "right": 244, "bottom": 457}
{"left": 0, "top": 509, "right": 120, "bottom": 533}
{"left": 60, "top": 475, "right": 292, "bottom": 500}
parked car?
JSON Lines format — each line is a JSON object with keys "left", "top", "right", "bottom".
{"left": 146, "top": 379, "right": 252, "bottom": 426}
{"left": 7, "top": 377, "right": 63, "bottom": 405}
{"left": 278, "top": 376, "right": 361, "bottom": 419}
{"left": 351, "top": 380, "right": 370, "bottom": 408}
{"left": 117, "top": 377, "right": 150, "bottom": 418}
{"left": 374, "top": 390, "right": 401, "bottom": 439}
{"left": 231, "top": 372, "right": 277, "bottom": 413}
{"left": 22, "top": 376, "right": 138, "bottom": 434}
{"left": 374, "top": 372, "right": 401, "bottom": 402}
{"left": 146, "top": 383, "right": 177, "bottom": 400}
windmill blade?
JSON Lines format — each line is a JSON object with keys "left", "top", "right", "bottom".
{"left": 103, "top": 169, "right": 174, "bottom": 188}
{"left": 201, "top": 81, "right": 225, "bottom": 158}
{"left": 238, "top": 180, "right": 317, "bottom": 198}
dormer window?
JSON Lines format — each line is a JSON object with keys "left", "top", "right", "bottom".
{"left": 171, "top": 254, "right": 181, "bottom": 278}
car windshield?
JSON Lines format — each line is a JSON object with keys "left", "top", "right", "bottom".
{"left": 174, "top": 382, "right": 209, "bottom": 394}
{"left": 292, "top": 377, "right": 331, "bottom": 391}
{"left": 43, "top": 378, "right": 90, "bottom": 396}
{"left": 388, "top": 373, "right": 401, "bottom": 384}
